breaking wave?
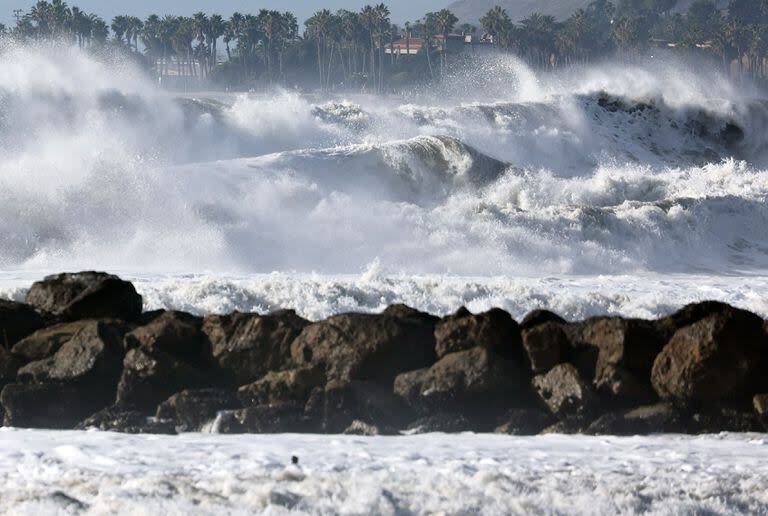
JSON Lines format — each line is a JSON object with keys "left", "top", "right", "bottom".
{"left": 1, "top": 44, "right": 768, "bottom": 285}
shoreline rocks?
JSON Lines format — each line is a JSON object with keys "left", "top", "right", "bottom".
{"left": 1, "top": 272, "right": 767, "bottom": 436}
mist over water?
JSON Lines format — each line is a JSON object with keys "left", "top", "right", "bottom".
{"left": 2, "top": 43, "right": 768, "bottom": 317}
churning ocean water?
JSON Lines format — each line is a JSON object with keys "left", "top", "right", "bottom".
{"left": 2, "top": 43, "right": 768, "bottom": 514}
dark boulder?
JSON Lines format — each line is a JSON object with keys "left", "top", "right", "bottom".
{"left": 216, "top": 402, "right": 309, "bottom": 434}
{"left": 400, "top": 347, "right": 528, "bottom": 422}
{"left": 585, "top": 403, "right": 687, "bottom": 435}
{"left": 237, "top": 366, "right": 325, "bottom": 407}
{"left": 494, "top": 408, "right": 554, "bottom": 435}
{"left": 344, "top": 420, "right": 387, "bottom": 436}
{"left": 156, "top": 388, "right": 241, "bottom": 431}
{"left": 11, "top": 322, "right": 86, "bottom": 362}
{"left": 754, "top": 394, "right": 768, "bottom": 430}
{"left": 522, "top": 322, "right": 568, "bottom": 374}
{"left": 2, "top": 320, "right": 128, "bottom": 428}
{"left": 532, "top": 363, "right": 598, "bottom": 418}
{"left": 382, "top": 304, "right": 439, "bottom": 325}
{"left": 125, "top": 311, "right": 212, "bottom": 369}
{"left": 434, "top": 307, "right": 522, "bottom": 360}
{"left": 656, "top": 301, "right": 739, "bottom": 338}
{"left": 651, "top": 309, "right": 766, "bottom": 405}
{"left": 16, "top": 320, "right": 126, "bottom": 385}
{"left": 203, "top": 310, "right": 309, "bottom": 385}
{"left": 0, "top": 299, "right": 45, "bottom": 348}
{"left": 2, "top": 382, "right": 116, "bottom": 428}
{"left": 0, "top": 347, "right": 21, "bottom": 422}
{"left": 25, "top": 272, "right": 142, "bottom": 322}
{"left": 116, "top": 347, "right": 213, "bottom": 412}
{"left": 540, "top": 415, "right": 591, "bottom": 434}
{"left": 690, "top": 406, "right": 763, "bottom": 433}
{"left": 405, "top": 413, "right": 473, "bottom": 434}
{"left": 393, "top": 368, "right": 430, "bottom": 410}
{"left": 290, "top": 312, "right": 436, "bottom": 384}
{"left": 77, "top": 406, "right": 176, "bottom": 434}
{"left": 575, "top": 317, "right": 665, "bottom": 403}
{"left": 305, "top": 380, "right": 410, "bottom": 433}
{"left": 520, "top": 309, "right": 566, "bottom": 331}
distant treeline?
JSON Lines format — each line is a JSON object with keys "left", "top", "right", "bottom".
{"left": 1, "top": 0, "right": 766, "bottom": 91}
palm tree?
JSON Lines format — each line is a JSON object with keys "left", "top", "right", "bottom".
{"left": 280, "top": 12, "right": 299, "bottom": 79}
{"left": 192, "top": 12, "right": 209, "bottom": 76}
{"left": 111, "top": 15, "right": 129, "bottom": 46}
{"left": 126, "top": 16, "right": 143, "bottom": 52}
{"left": 520, "top": 13, "right": 558, "bottom": 67}
{"left": 480, "top": 6, "right": 513, "bottom": 49}
{"left": 208, "top": 14, "right": 225, "bottom": 70}
{"left": 89, "top": 14, "right": 108, "bottom": 46}
{"left": 612, "top": 16, "right": 647, "bottom": 60}
{"left": 306, "top": 9, "right": 333, "bottom": 89}
{"left": 433, "top": 9, "right": 458, "bottom": 75}
{"left": 257, "top": 10, "right": 280, "bottom": 82}
{"left": 374, "top": 3, "right": 390, "bottom": 92}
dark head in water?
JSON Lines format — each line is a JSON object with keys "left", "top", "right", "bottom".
{"left": 292, "top": 456, "right": 299, "bottom": 465}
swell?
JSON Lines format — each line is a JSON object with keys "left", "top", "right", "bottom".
{"left": 1, "top": 45, "right": 768, "bottom": 277}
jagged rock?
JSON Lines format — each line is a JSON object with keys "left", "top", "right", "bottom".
{"left": 125, "top": 311, "right": 212, "bottom": 369}
{"left": 116, "top": 347, "right": 213, "bottom": 412}
{"left": 577, "top": 317, "right": 665, "bottom": 402}
{"left": 754, "top": 394, "right": 768, "bottom": 430}
{"left": 156, "top": 388, "right": 241, "bottom": 431}
{"left": 540, "top": 415, "right": 591, "bottom": 434}
{"left": 218, "top": 402, "right": 309, "bottom": 434}
{"left": 494, "top": 408, "right": 554, "bottom": 435}
{"left": 690, "top": 406, "right": 763, "bottom": 433}
{"left": 291, "top": 312, "right": 436, "bottom": 384}
{"left": 651, "top": 309, "right": 766, "bottom": 404}
{"left": 0, "top": 300, "right": 45, "bottom": 348}
{"left": 77, "top": 406, "right": 176, "bottom": 434}
{"left": 25, "top": 272, "right": 142, "bottom": 322}
{"left": 585, "top": 404, "right": 687, "bottom": 435}
{"left": 405, "top": 413, "right": 473, "bottom": 434}
{"left": 1, "top": 346, "right": 21, "bottom": 383}
{"left": 237, "top": 366, "right": 325, "bottom": 407}
{"left": 203, "top": 310, "right": 309, "bottom": 385}
{"left": 393, "top": 368, "right": 429, "bottom": 408}
{"left": 532, "top": 363, "right": 598, "bottom": 418}
{"left": 305, "top": 380, "right": 410, "bottom": 433}
{"left": 520, "top": 309, "right": 566, "bottom": 330}
{"left": 656, "top": 301, "right": 739, "bottom": 338}
{"left": 16, "top": 320, "right": 126, "bottom": 384}
{"left": 522, "top": 322, "right": 568, "bottom": 374}
{"left": 2, "top": 320, "right": 128, "bottom": 428}
{"left": 11, "top": 322, "right": 86, "bottom": 362}
{"left": 407, "top": 347, "right": 527, "bottom": 420}
{"left": 2, "top": 382, "right": 115, "bottom": 428}
{"left": 382, "top": 304, "right": 439, "bottom": 325}
{"left": 0, "top": 348, "right": 21, "bottom": 422}
{"left": 434, "top": 307, "right": 522, "bottom": 360}
{"left": 343, "top": 420, "right": 383, "bottom": 435}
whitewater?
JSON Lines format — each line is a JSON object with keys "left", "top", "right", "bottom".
{"left": 3, "top": 43, "right": 768, "bottom": 515}
{"left": 1, "top": 44, "right": 768, "bottom": 319}
{"left": 1, "top": 429, "right": 767, "bottom": 514}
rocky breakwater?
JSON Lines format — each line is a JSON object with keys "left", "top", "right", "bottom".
{"left": 1, "top": 273, "right": 768, "bottom": 435}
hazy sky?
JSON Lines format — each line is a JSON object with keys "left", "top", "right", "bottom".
{"left": 0, "top": 0, "right": 449, "bottom": 26}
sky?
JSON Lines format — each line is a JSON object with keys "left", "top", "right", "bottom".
{"left": 0, "top": 0, "right": 449, "bottom": 26}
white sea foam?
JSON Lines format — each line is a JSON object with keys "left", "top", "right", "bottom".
{"left": 1, "top": 45, "right": 768, "bottom": 317}
{"left": 0, "top": 429, "right": 767, "bottom": 514}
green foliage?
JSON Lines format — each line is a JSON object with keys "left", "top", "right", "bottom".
{"left": 6, "top": 0, "right": 768, "bottom": 88}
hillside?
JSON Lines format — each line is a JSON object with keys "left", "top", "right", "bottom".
{"left": 446, "top": 0, "right": 592, "bottom": 23}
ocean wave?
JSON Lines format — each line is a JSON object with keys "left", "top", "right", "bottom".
{"left": 1, "top": 45, "right": 768, "bottom": 279}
